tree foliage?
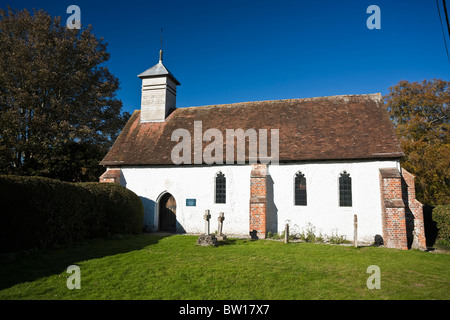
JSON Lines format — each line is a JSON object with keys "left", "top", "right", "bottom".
{"left": 0, "top": 7, "right": 129, "bottom": 181}
{"left": 432, "top": 204, "right": 450, "bottom": 249}
{"left": 384, "top": 79, "right": 449, "bottom": 205}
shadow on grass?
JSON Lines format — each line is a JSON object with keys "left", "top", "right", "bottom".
{"left": 216, "top": 239, "right": 238, "bottom": 247}
{"left": 0, "top": 233, "right": 169, "bottom": 291}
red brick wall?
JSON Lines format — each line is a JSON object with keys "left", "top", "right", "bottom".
{"left": 383, "top": 207, "right": 408, "bottom": 250}
{"left": 250, "top": 164, "right": 267, "bottom": 239}
{"left": 401, "top": 168, "right": 426, "bottom": 249}
{"left": 379, "top": 168, "right": 426, "bottom": 250}
{"left": 382, "top": 176, "right": 402, "bottom": 200}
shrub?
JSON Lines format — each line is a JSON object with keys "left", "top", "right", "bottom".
{"left": 0, "top": 176, "right": 143, "bottom": 253}
{"left": 433, "top": 204, "right": 450, "bottom": 250}
{"left": 328, "top": 230, "right": 349, "bottom": 245}
{"left": 298, "top": 223, "right": 324, "bottom": 243}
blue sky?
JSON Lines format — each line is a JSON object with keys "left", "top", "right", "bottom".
{"left": 3, "top": 0, "right": 449, "bottom": 115}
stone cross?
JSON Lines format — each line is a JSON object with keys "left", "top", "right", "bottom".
{"left": 217, "top": 212, "right": 225, "bottom": 236}
{"left": 203, "top": 210, "right": 211, "bottom": 235}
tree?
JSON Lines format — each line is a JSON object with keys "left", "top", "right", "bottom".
{"left": 384, "top": 79, "right": 449, "bottom": 205}
{"left": 0, "top": 7, "right": 129, "bottom": 181}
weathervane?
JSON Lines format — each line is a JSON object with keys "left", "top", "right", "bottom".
{"left": 159, "top": 28, "right": 163, "bottom": 62}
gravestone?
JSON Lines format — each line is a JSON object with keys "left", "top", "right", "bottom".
{"left": 216, "top": 212, "right": 227, "bottom": 241}
{"left": 196, "top": 210, "right": 218, "bottom": 247}
{"left": 374, "top": 234, "right": 384, "bottom": 246}
{"left": 204, "top": 210, "right": 211, "bottom": 235}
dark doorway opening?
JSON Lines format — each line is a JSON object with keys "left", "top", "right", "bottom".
{"left": 159, "top": 193, "right": 177, "bottom": 233}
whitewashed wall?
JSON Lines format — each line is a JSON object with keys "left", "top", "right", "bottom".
{"left": 119, "top": 159, "right": 400, "bottom": 243}
{"left": 268, "top": 160, "right": 400, "bottom": 243}
{"left": 120, "top": 165, "right": 252, "bottom": 235}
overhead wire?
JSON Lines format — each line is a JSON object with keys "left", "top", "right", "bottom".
{"left": 436, "top": 0, "right": 450, "bottom": 64}
{"left": 443, "top": 0, "right": 450, "bottom": 37}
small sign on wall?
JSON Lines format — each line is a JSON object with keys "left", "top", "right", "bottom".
{"left": 186, "top": 199, "right": 197, "bottom": 207}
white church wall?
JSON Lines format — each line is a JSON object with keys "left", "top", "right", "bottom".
{"left": 120, "top": 165, "right": 252, "bottom": 235}
{"left": 268, "top": 160, "right": 400, "bottom": 243}
{"left": 119, "top": 159, "right": 399, "bottom": 243}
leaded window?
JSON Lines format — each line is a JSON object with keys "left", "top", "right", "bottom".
{"left": 215, "top": 172, "right": 226, "bottom": 204}
{"left": 339, "top": 171, "right": 352, "bottom": 207}
{"left": 294, "top": 172, "right": 307, "bottom": 206}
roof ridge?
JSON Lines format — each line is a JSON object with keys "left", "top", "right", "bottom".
{"left": 177, "top": 93, "right": 382, "bottom": 110}
{"left": 131, "top": 93, "right": 383, "bottom": 114}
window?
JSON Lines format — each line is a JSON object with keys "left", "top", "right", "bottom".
{"left": 339, "top": 171, "right": 352, "bottom": 207}
{"left": 215, "top": 172, "right": 226, "bottom": 204}
{"left": 294, "top": 171, "right": 307, "bottom": 206}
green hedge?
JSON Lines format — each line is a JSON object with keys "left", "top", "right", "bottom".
{"left": 78, "top": 183, "right": 144, "bottom": 237}
{"left": 0, "top": 176, "right": 144, "bottom": 253}
{"left": 433, "top": 204, "right": 450, "bottom": 249}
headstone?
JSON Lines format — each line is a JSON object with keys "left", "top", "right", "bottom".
{"left": 204, "top": 210, "right": 211, "bottom": 235}
{"left": 216, "top": 212, "right": 227, "bottom": 241}
{"left": 374, "top": 234, "right": 384, "bottom": 246}
{"left": 196, "top": 210, "right": 218, "bottom": 247}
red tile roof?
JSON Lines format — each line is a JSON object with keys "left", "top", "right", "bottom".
{"left": 100, "top": 94, "right": 403, "bottom": 166}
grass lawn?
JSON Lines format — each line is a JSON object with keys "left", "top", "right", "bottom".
{"left": 0, "top": 234, "right": 448, "bottom": 300}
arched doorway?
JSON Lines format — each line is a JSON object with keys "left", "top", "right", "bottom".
{"left": 159, "top": 193, "right": 177, "bottom": 232}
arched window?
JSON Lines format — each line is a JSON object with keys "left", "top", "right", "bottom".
{"left": 294, "top": 171, "right": 307, "bottom": 206}
{"left": 215, "top": 172, "right": 226, "bottom": 204}
{"left": 339, "top": 171, "right": 352, "bottom": 207}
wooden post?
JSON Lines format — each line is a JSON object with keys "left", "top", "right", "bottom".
{"left": 354, "top": 214, "right": 358, "bottom": 248}
{"left": 285, "top": 224, "right": 289, "bottom": 244}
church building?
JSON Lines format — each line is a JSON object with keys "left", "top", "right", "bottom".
{"left": 100, "top": 51, "right": 427, "bottom": 250}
